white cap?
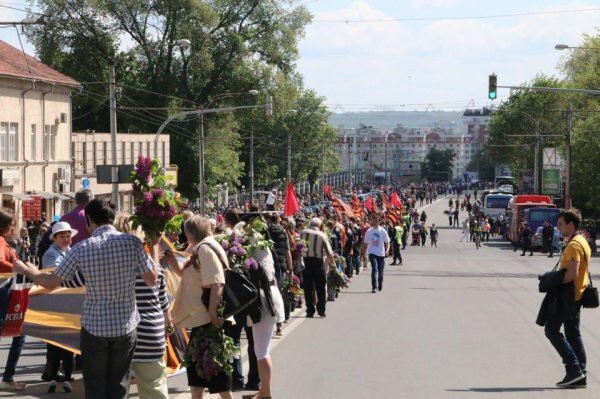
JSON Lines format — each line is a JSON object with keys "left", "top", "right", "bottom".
{"left": 50, "top": 221, "right": 78, "bottom": 240}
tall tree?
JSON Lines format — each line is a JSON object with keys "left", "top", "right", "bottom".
{"left": 421, "top": 148, "right": 456, "bottom": 182}
{"left": 24, "top": 0, "right": 316, "bottom": 198}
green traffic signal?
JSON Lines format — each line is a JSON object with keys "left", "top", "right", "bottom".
{"left": 488, "top": 74, "right": 497, "bottom": 100}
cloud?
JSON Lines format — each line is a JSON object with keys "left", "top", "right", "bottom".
{"left": 410, "top": 0, "right": 461, "bottom": 8}
{"left": 298, "top": 1, "right": 600, "bottom": 109}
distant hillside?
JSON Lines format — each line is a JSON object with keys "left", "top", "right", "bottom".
{"left": 328, "top": 111, "right": 464, "bottom": 129}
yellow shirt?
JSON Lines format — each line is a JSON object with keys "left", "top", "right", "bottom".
{"left": 171, "top": 236, "right": 227, "bottom": 329}
{"left": 560, "top": 235, "right": 591, "bottom": 301}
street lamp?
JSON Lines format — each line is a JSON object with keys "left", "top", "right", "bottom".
{"left": 555, "top": 43, "right": 600, "bottom": 51}
{"left": 287, "top": 109, "right": 298, "bottom": 188}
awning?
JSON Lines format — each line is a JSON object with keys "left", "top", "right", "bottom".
{"left": 33, "top": 192, "right": 71, "bottom": 201}
{"left": 7, "top": 193, "right": 33, "bottom": 201}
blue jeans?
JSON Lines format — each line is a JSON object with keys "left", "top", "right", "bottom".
{"left": 544, "top": 305, "right": 586, "bottom": 374}
{"left": 369, "top": 254, "right": 385, "bottom": 290}
{"left": 2, "top": 335, "right": 25, "bottom": 382}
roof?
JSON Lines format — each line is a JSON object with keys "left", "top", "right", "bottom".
{"left": 0, "top": 40, "right": 80, "bottom": 87}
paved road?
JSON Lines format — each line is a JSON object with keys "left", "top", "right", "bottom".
{"left": 3, "top": 195, "right": 600, "bottom": 398}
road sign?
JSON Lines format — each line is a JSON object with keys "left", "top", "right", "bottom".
{"left": 543, "top": 148, "right": 564, "bottom": 169}
{"left": 542, "top": 169, "right": 561, "bottom": 195}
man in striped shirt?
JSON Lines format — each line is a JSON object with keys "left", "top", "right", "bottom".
{"left": 301, "top": 218, "right": 335, "bottom": 318}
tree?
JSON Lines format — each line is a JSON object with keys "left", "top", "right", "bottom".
{"left": 486, "top": 75, "right": 566, "bottom": 191}
{"left": 24, "top": 0, "right": 316, "bottom": 198}
{"left": 465, "top": 150, "right": 495, "bottom": 182}
{"left": 421, "top": 148, "right": 455, "bottom": 182}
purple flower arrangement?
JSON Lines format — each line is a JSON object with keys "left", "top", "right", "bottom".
{"left": 186, "top": 325, "right": 238, "bottom": 381}
{"left": 218, "top": 232, "right": 259, "bottom": 271}
{"left": 130, "top": 156, "right": 185, "bottom": 240}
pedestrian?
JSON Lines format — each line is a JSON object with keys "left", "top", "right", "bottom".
{"left": 520, "top": 222, "right": 534, "bottom": 256}
{"left": 543, "top": 210, "right": 591, "bottom": 388}
{"left": 460, "top": 219, "right": 469, "bottom": 242}
{"left": 585, "top": 220, "right": 597, "bottom": 254}
{"left": 420, "top": 225, "right": 427, "bottom": 247}
{"left": 453, "top": 209, "right": 459, "bottom": 228}
{"left": 60, "top": 189, "right": 93, "bottom": 246}
{"left": 41, "top": 222, "right": 78, "bottom": 393}
{"left": 543, "top": 220, "right": 555, "bottom": 258}
{"left": 362, "top": 216, "right": 390, "bottom": 293}
{"left": 301, "top": 218, "right": 335, "bottom": 318}
{"left": 351, "top": 218, "right": 363, "bottom": 275}
{"left": 447, "top": 208, "right": 453, "bottom": 227}
{"left": 391, "top": 222, "right": 403, "bottom": 266}
{"left": 14, "top": 199, "right": 160, "bottom": 399}
{"left": 168, "top": 216, "right": 234, "bottom": 399}
{"left": 430, "top": 224, "right": 438, "bottom": 247}
{"left": 266, "top": 213, "right": 292, "bottom": 336}
{"left": 401, "top": 220, "right": 408, "bottom": 250}
{"left": 265, "top": 189, "right": 277, "bottom": 211}
{"left": 420, "top": 211, "right": 427, "bottom": 224}
{"left": 15, "top": 227, "right": 31, "bottom": 261}
{"left": 0, "top": 211, "right": 26, "bottom": 391}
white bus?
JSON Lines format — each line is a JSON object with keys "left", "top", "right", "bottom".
{"left": 483, "top": 193, "right": 513, "bottom": 220}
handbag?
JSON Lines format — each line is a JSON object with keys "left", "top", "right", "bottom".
{"left": 199, "top": 242, "right": 259, "bottom": 319}
{"left": 581, "top": 276, "right": 599, "bottom": 308}
{"left": 0, "top": 274, "right": 31, "bottom": 337}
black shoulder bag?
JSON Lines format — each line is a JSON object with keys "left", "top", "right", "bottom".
{"left": 199, "top": 242, "right": 259, "bottom": 319}
{"left": 580, "top": 246, "right": 599, "bottom": 309}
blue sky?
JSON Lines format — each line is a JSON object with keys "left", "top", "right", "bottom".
{"left": 1, "top": 0, "right": 599, "bottom": 112}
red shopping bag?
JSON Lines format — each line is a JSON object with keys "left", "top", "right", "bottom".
{"left": 0, "top": 275, "right": 31, "bottom": 337}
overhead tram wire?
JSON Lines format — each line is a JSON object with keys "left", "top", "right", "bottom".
{"left": 314, "top": 7, "right": 600, "bottom": 23}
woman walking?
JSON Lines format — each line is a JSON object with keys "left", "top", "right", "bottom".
{"left": 430, "top": 224, "right": 438, "bottom": 248}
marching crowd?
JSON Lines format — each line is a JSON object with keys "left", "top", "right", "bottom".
{"left": 0, "top": 183, "right": 445, "bottom": 398}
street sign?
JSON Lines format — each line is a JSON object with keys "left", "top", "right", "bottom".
{"left": 542, "top": 168, "right": 561, "bottom": 195}
{"left": 543, "top": 148, "right": 564, "bottom": 169}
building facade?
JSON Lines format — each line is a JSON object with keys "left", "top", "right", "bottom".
{"left": 334, "top": 108, "right": 491, "bottom": 184}
{"left": 0, "top": 40, "right": 79, "bottom": 224}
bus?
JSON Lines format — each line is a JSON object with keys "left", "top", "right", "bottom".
{"left": 507, "top": 195, "right": 556, "bottom": 244}
{"left": 495, "top": 176, "right": 515, "bottom": 190}
{"left": 523, "top": 207, "right": 561, "bottom": 233}
{"left": 483, "top": 193, "right": 513, "bottom": 220}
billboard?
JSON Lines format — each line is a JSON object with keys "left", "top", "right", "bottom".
{"left": 542, "top": 169, "right": 561, "bottom": 195}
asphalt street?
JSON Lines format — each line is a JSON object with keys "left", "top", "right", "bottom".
{"left": 2, "top": 195, "right": 600, "bottom": 398}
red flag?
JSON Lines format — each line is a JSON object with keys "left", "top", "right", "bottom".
{"left": 391, "top": 192, "right": 402, "bottom": 208}
{"left": 324, "top": 185, "right": 332, "bottom": 196}
{"left": 365, "top": 196, "right": 375, "bottom": 213}
{"left": 284, "top": 182, "right": 301, "bottom": 216}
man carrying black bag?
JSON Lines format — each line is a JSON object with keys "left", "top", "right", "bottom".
{"left": 544, "top": 210, "right": 592, "bottom": 389}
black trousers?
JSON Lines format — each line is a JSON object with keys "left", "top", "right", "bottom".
{"left": 392, "top": 241, "right": 402, "bottom": 263}
{"left": 244, "top": 325, "right": 260, "bottom": 387}
{"left": 47, "top": 343, "right": 73, "bottom": 380}
{"left": 80, "top": 328, "right": 136, "bottom": 399}
{"left": 303, "top": 257, "right": 327, "bottom": 315}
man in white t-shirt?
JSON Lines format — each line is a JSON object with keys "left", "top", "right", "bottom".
{"left": 266, "top": 189, "right": 276, "bottom": 211}
{"left": 362, "top": 215, "right": 390, "bottom": 293}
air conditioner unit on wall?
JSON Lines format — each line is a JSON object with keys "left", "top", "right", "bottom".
{"left": 57, "top": 167, "right": 71, "bottom": 182}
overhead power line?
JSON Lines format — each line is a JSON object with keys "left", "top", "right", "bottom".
{"left": 314, "top": 7, "right": 600, "bottom": 23}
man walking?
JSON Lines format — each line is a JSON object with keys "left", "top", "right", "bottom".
{"left": 301, "top": 218, "right": 335, "bottom": 318}
{"left": 520, "top": 222, "right": 534, "bottom": 256}
{"left": 544, "top": 210, "right": 591, "bottom": 388}
{"left": 542, "top": 220, "right": 555, "bottom": 258}
{"left": 391, "top": 222, "right": 403, "bottom": 266}
{"left": 14, "top": 199, "right": 159, "bottom": 399}
{"left": 362, "top": 216, "right": 390, "bottom": 293}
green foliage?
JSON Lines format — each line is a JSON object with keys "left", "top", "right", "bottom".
{"left": 465, "top": 150, "right": 495, "bottom": 182}
{"left": 24, "top": 0, "right": 330, "bottom": 198}
{"left": 421, "top": 148, "right": 455, "bottom": 181}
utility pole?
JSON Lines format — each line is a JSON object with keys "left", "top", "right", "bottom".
{"left": 321, "top": 141, "right": 325, "bottom": 202}
{"left": 348, "top": 136, "right": 353, "bottom": 191}
{"left": 198, "top": 111, "right": 205, "bottom": 215}
{"left": 249, "top": 127, "right": 254, "bottom": 205}
{"left": 565, "top": 103, "right": 573, "bottom": 209}
{"left": 384, "top": 134, "right": 388, "bottom": 184}
{"left": 287, "top": 131, "right": 291, "bottom": 188}
{"left": 533, "top": 119, "right": 541, "bottom": 194}
{"left": 109, "top": 64, "right": 119, "bottom": 210}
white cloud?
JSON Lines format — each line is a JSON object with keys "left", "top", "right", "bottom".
{"left": 298, "top": 1, "right": 600, "bottom": 109}
{"left": 410, "top": 0, "right": 461, "bottom": 8}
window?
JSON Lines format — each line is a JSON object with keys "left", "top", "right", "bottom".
{"left": 30, "top": 124, "right": 36, "bottom": 160}
{"left": 43, "top": 125, "right": 50, "bottom": 160}
{"left": 93, "top": 142, "right": 97, "bottom": 166}
{"left": 130, "top": 142, "right": 135, "bottom": 164}
{"left": 162, "top": 141, "right": 166, "bottom": 166}
{"left": 9, "top": 123, "right": 17, "bottom": 161}
{"left": 49, "top": 125, "right": 56, "bottom": 160}
{"left": 146, "top": 141, "right": 151, "bottom": 157}
{"left": 82, "top": 142, "right": 87, "bottom": 173}
{"left": 102, "top": 142, "right": 107, "bottom": 164}
{"left": 138, "top": 142, "right": 143, "bottom": 157}
{"left": 71, "top": 142, "right": 75, "bottom": 159}
{"left": 0, "top": 123, "right": 7, "bottom": 161}
{"left": 121, "top": 142, "right": 126, "bottom": 164}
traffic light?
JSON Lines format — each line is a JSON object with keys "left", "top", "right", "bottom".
{"left": 488, "top": 74, "right": 497, "bottom": 100}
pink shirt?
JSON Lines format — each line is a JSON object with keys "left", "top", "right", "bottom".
{"left": 60, "top": 206, "right": 90, "bottom": 246}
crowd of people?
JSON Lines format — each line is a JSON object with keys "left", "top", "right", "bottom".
{"left": 0, "top": 181, "right": 455, "bottom": 398}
